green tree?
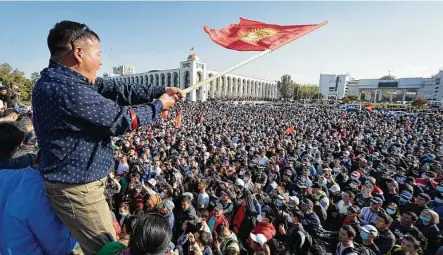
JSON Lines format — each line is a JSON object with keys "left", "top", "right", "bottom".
{"left": 277, "top": 74, "right": 295, "bottom": 101}
{"left": 341, "top": 97, "right": 351, "bottom": 103}
{"left": 0, "top": 63, "right": 35, "bottom": 102}
{"left": 347, "top": 94, "right": 359, "bottom": 102}
{"left": 31, "top": 72, "right": 41, "bottom": 84}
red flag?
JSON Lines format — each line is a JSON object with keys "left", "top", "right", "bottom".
{"left": 341, "top": 111, "right": 347, "bottom": 118}
{"left": 161, "top": 110, "right": 168, "bottom": 119}
{"left": 175, "top": 108, "right": 182, "bottom": 129}
{"left": 365, "top": 106, "right": 374, "bottom": 111}
{"left": 204, "top": 17, "right": 327, "bottom": 51}
{"left": 283, "top": 126, "right": 295, "bottom": 136}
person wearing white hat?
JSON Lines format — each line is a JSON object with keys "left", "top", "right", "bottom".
{"left": 360, "top": 225, "right": 381, "bottom": 255}
{"left": 250, "top": 233, "right": 270, "bottom": 255}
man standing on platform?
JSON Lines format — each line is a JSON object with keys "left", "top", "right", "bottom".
{"left": 32, "top": 20, "right": 184, "bottom": 255}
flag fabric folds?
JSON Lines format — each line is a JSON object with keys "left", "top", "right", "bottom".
{"left": 203, "top": 17, "right": 327, "bottom": 51}
{"left": 175, "top": 108, "right": 182, "bottom": 129}
{"left": 283, "top": 126, "right": 295, "bottom": 136}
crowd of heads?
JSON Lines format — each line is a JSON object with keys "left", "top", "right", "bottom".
{"left": 101, "top": 102, "right": 443, "bottom": 255}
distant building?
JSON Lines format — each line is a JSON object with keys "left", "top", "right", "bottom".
{"left": 105, "top": 53, "right": 279, "bottom": 102}
{"left": 112, "top": 65, "right": 135, "bottom": 76}
{"left": 319, "top": 70, "right": 443, "bottom": 102}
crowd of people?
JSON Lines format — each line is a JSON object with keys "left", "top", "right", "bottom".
{"left": 6, "top": 98, "right": 443, "bottom": 255}
{"left": 1, "top": 20, "right": 443, "bottom": 255}
{"left": 95, "top": 102, "right": 443, "bottom": 255}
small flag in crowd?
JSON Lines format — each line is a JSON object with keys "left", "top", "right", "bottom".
{"left": 199, "top": 112, "right": 205, "bottom": 124}
{"left": 366, "top": 106, "right": 374, "bottom": 111}
{"left": 175, "top": 108, "right": 182, "bottom": 129}
{"left": 283, "top": 126, "right": 295, "bottom": 136}
{"left": 341, "top": 111, "right": 347, "bottom": 118}
{"left": 161, "top": 111, "right": 168, "bottom": 119}
{"left": 204, "top": 17, "right": 327, "bottom": 51}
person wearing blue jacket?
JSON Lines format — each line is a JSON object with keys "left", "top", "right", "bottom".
{"left": 0, "top": 121, "right": 79, "bottom": 255}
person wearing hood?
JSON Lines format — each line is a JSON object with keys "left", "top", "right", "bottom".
{"left": 416, "top": 209, "right": 441, "bottom": 255}
{"left": 360, "top": 225, "right": 381, "bottom": 255}
{"left": 159, "top": 199, "right": 176, "bottom": 230}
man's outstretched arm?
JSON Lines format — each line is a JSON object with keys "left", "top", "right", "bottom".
{"left": 94, "top": 78, "right": 185, "bottom": 106}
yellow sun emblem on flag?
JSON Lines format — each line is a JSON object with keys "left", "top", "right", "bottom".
{"left": 238, "top": 28, "right": 279, "bottom": 43}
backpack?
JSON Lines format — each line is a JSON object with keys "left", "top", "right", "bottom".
{"left": 298, "top": 228, "right": 313, "bottom": 251}
{"left": 342, "top": 243, "right": 376, "bottom": 255}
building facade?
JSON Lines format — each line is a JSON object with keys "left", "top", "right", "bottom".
{"left": 319, "top": 70, "right": 443, "bottom": 102}
{"left": 112, "top": 65, "right": 135, "bottom": 76}
{"left": 105, "top": 53, "right": 279, "bottom": 102}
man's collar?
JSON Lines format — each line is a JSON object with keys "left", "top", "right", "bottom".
{"left": 48, "top": 60, "right": 90, "bottom": 84}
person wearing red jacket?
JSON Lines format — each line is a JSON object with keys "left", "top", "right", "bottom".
{"left": 232, "top": 200, "right": 246, "bottom": 234}
{"left": 249, "top": 211, "right": 276, "bottom": 244}
{"left": 207, "top": 203, "right": 229, "bottom": 234}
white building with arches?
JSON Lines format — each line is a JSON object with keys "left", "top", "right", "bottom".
{"left": 105, "top": 53, "right": 279, "bottom": 102}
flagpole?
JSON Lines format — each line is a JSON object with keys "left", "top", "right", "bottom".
{"left": 183, "top": 20, "right": 328, "bottom": 94}
{"left": 183, "top": 49, "right": 270, "bottom": 94}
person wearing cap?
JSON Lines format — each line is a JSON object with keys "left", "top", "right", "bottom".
{"left": 220, "top": 189, "right": 235, "bottom": 222}
{"left": 311, "top": 183, "right": 330, "bottom": 210}
{"left": 207, "top": 203, "right": 229, "bottom": 234}
{"left": 360, "top": 225, "right": 381, "bottom": 255}
{"left": 159, "top": 199, "right": 175, "bottom": 230}
{"left": 249, "top": 233, "right": 270, "bottom": 255}
{"left": 343, "top": 205, "right": 362, "bottom": 238}
{"left": 300, "top": 198, "right": 321, "bottom": 233}
{"left": 360, "top": 196, "right": 384, "bottom": 225}
{"left": 397, "top": 190, "right": 413, "bottom": 213}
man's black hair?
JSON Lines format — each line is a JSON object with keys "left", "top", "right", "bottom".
{"left": 0, "top": 122, "right": 27, "bottom": 160}
{"left": 309, "top": 244, "right": 326, "bottom": 255}
{"left": 128, "top": 213, "right": 172, "bottom": 255}
{"left": 341, "top": 224, "right": 356, "bottom": 238}
{"left": 198, "top": 230, "right": 212, "bottom": 246}
{"left": 47, "top": 20, "right": 100, "bottom": 57}
{"left": 417, "top": 193, "right": 431, "bottom": 202}
{"left": 403, "top": 211, "right": 418, "bottom": 221}
{"left": 377, "top": 211, "right": 393, "bottom": 225}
